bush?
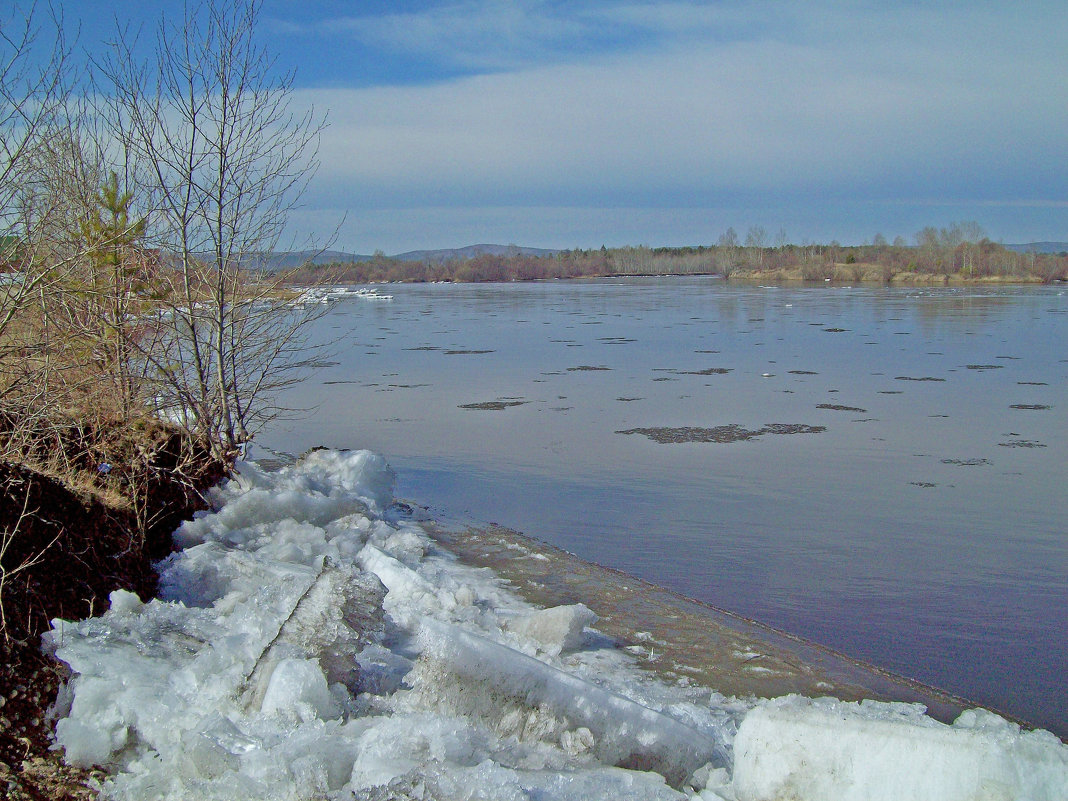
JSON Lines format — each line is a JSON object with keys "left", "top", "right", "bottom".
{"left": 800, "top": 260, "right": 833, "bottom": 281}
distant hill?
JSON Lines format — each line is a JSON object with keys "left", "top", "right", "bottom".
{"left": 257, "top": 250, "right": 371, "bottom": 269}
{"left": 1004, "top": 242, "right": 1068, "bottom": 255}
{"left": 391, "top": 244, "right": 559, "bottom": 263}
{"left": 256, "top": 244, "right": 558, "bottom": 271}
{"left": 258, "top": 241, "right": 1066, "bottom": 270}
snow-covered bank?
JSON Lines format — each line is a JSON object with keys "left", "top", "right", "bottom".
{"left": 44, "top": 450, "right": 1067, "bottom": 800}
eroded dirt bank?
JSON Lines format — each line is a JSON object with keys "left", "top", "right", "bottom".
{"left": 0, "top": 421, "right": 226, "bottom": 799}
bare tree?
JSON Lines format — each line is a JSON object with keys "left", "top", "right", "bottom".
{"left": 98, "top": 0, "right": 325, "bottom": 459}
{"left": 717, "top": 227, "right": 739, "bottom": 277}
{"left": 4, "top": 108, "right": 162, "bottom": 433}
{"left": 0, "top": 3, "right": 120, "bottom": 439}
{"left": 914, "top": 221, "right": 986, "bottom": 275}
{"left": 914, "top": 226, "right": 941, "bottom": 271}
{"left": 0, "top": 1, "right": 74, "bottom": 347}
{"left": 947, "top": 221, "right": 984, "bottom": 276}
{"left": 745, "top": 225, "right": 767, "bottom": 269}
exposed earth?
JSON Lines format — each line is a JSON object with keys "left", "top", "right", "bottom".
{"left": 0, "top": 421, "right": 226, "bottom": 799}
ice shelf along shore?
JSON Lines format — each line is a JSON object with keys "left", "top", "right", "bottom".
{"left": 44, "top": 450, "right": 1067, "bottom": 800}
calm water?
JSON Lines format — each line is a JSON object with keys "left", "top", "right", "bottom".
{"left": 261, "top": 278, "right": 1067, "bottom": 734}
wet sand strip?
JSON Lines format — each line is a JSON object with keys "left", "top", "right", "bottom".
{"left": 425, "top": 520, "right": 992, "bottom": 729}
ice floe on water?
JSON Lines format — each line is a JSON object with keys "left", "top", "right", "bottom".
{"left": 44, "top": 450, "right": 1068, "bottom": 800}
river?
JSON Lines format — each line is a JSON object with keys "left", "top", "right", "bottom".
{"left": 260, "top": 277, "right": 1067, "bottom": 735}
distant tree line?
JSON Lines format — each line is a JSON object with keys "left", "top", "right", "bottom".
{"left": 293, "top": 223, "right": 1067, "bottom": 286}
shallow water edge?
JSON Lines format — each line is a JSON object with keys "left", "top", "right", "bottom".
{"left": 423, "top": 515, "right": 1052, "bottom": 736}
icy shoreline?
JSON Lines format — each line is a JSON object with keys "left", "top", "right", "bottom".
{"left": 44, "top": 450, "right": 1068, "bottom": 800}
{"left": 426, "top": 521, "right": 983, "bottom": 726}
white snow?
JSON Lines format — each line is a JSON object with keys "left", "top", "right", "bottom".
{"left": 43, "top": 449, "right": 1068, "bottom": 800}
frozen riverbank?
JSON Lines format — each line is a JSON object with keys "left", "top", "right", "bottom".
{"left": 45, "top": 450, "right": 1067, "bottom": 800}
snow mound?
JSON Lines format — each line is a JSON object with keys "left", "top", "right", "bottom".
{"left": 733, "top": 695, "right": 1068, "bottom": 801}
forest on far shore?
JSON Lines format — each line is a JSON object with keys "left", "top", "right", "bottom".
{"left": 290, "top": 223, "right": 1067, "bottom": 285}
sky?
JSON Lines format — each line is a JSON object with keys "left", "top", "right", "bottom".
{"left": 45, "top": 1, "right": 1068, "bottom": 253}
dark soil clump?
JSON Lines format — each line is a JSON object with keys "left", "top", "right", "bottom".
{"left": 0, "top": 418, "right": 227, "bottom": 798}
{"left": 760, "top": 424, "right": 826, "bottom": 435}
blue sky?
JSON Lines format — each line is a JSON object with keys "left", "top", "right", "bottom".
{"left": 57, "top": 1, "right": 1068, "bottom": 252}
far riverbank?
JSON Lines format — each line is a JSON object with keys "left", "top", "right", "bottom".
{"left": 285, "top": 236, "right": 1067, "bottom": 285}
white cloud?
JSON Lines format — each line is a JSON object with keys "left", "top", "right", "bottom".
{"left": 302, "top": 20, "right": 1065, "bottom": 192}
{"left": 283, "top": 1, "right": 1068, "bottom": 248}
{"left": 304, "top": 0, "right": 796, "bottom": 73}
{"left": 581, "top": 1, "right": 756, "bottom": 37}
{"left": 310, "top": 1, "right": 589, "bottom": 71}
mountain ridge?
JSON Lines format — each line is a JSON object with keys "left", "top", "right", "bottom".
{"left": 260, "top": 244, "right": 560, "bottom": 270}
{"left": 257, "top": 241, "right": 1067, "bottom": 270}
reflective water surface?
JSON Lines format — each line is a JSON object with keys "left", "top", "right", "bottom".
{"left": 261, "top": 278, "right": 1067, "bottom": 734}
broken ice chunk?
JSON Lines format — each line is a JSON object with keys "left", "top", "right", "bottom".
{"left": 732, "top": 695, "right": 1068, "bottom": 801}
{"left": 259, "top": 658, "right": 338, "bottom": 721}
{"left": 413, "top": 618, "right": 721, "bottom": 788}
{"left": 504, "top": 604, "right": 598, "bottom": 655}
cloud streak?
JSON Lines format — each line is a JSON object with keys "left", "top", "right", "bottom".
{"left": 270, "top": 1, "right": 1068, "bottom": 248}
{"left": 288, "top": 1, "right": 816, "bottom": 75}
{"left": 302, "top": 9, "right": 1067, "bottom": 201}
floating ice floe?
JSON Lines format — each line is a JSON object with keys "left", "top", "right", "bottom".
{"left": 291, "top": 286, "right": 393, "bottom": 306}
{"left": 44, "top": 449, "right": 1068, "bottom": 800}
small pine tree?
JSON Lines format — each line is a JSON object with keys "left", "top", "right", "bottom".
{"left": 76, "top": 172, "right": 149, "bottom": 418}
